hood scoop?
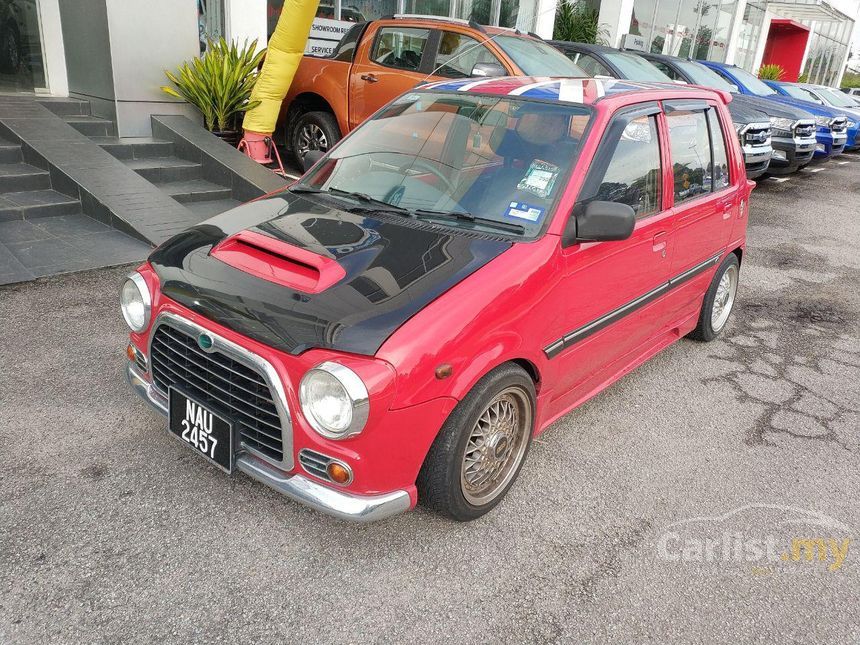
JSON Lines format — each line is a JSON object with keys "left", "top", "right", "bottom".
{"left": 210, "top": 230, "right": 346, "bottom": 294}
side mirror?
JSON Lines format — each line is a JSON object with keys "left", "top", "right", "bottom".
{"left": 563, "top": 201, "right": 635, "bottom": 246}
{"left": 470, "top": 62, "right": 506, "bottom": 78}
{"left": 730, "top": 84, "right": 739, "bottom": 93}
{"left": 301, "top": 149, "right": 325, "bottom": 173}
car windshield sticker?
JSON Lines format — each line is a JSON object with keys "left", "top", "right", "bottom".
{"left": 505, "top": 202, "right": 544, "bottom": 222}
{"left": 517, "top": 160, "right": 559, "bottom": 199}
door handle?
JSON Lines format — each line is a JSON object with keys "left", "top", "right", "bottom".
{"left": 652, "top": 232, "right": 668, "bottom": 255}
{"left": 360, "top": 74, "right": 379, "bottom": 83}
{"left": 721, "top": 202, "right": 733, "bottom": 220}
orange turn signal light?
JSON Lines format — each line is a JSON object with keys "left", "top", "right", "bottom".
{"left": 126, "top": 344, "right": 137, "bottom": 362}
{"left": 327, "top": 462, "right": 352, "bottom": 485}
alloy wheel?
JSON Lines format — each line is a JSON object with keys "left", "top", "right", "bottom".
{"left": 711, "top": 264, "right": 738, "bottom": 332}
{"left": 460, "top": 386, "right": 532, "bottom": 507}
{"left": 297, "top": 123, "right": 328, "bottom": 157}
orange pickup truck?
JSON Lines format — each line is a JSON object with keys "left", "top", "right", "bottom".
{"left": 280, "top": 15, "right": 585, "bottom": 166}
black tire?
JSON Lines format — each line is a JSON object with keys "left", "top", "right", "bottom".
{"left": 417, "top": 363, "right": 536, "bottom": 521}
{"left": 689, "top": 253, "right": 740, "bottom": 342}
{"left": 0, "top": 23, "right": 21, "bottom": 74}
{"left": 287, "top": 110, "right": 341, "bottom": 169}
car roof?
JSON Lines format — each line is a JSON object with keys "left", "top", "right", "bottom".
{"left": 420, "top": 76, "right": 726, "bottom": 106}
{"left": 548, "top": 41, "right": 616, "bottom": 54}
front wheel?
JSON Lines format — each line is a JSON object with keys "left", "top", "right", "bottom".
{"left": 417, "top": 364, "right": 535, "bottom": 521}
{"left": 689, "top": 253, "right": 740, "bottom": 342}
{"left": 287, "top": 110, "right": 340, "bottom": 169}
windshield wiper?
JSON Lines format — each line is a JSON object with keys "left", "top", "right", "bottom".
{"left": 413, "top": 209, "right": 526, "bottom": 235}
{"left": 289, "top": 185, "right": 409, "bottom": 215}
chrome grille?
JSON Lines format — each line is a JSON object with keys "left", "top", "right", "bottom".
{"left": 795, "top": 123, "right": 815, "bottom": 138}
{"left": 744, "top": 126, "right": 771, "bottom": 145}
{"left": 832, "top": 118, "right": 847, "bottom": 132}
{"left": 150, "top": 324, "right": 284, "bottom": 462}
{"left": 299, "top": 449, "right": 331, "bottom": 480}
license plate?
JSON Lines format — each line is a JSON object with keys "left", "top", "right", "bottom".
{"left": 168, "top": 387, "right": 233, "bottom": 473}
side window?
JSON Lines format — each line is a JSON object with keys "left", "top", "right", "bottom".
{"left": 571, "top": 52, "right": 613, "bottom": 77}
{"left": 666, "top": 110, "right": 712, "bottom": 203}
{"left": 371, "top": 28, "right": 430, "bottom": 71}
{"left": 590, "top": 114, "right": 663, "bottom": 218}
{"left": 652, "top": 61, "right": 680, "bottom": 81}
{"left": 434, "top": 32, "right": 504, "bottom": 78}
{"left": 707, "top": 109, "right": 730, "bottom": 190}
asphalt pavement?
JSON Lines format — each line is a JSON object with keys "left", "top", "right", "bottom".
{"left": 1, "top": 155, "right": 859, "bottom": 643}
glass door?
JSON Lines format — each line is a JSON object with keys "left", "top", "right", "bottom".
{"left": 0, "top": 0, "right": 48, "bottom": 93}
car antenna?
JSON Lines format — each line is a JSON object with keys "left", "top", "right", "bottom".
{"left": 468, "top": 18, "right": 487, "bottom": 33}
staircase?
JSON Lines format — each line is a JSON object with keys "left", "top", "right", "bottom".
{"left": 0, "top": 138, "right": 82, "bottom": 220}
{"left": 40, "top": 98, "right": 241, "bottom": 219}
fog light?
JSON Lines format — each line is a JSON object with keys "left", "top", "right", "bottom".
{"left": 327, "top": 462, "right": 352, "bottom": 485}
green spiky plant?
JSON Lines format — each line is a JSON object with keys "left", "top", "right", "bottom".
{"left": 553, "top": 0, "right": 609, "bottom": 45}
{"left": 757, "top": 64, "right": 785, "bottom": 81}
{"left": 161, "top": 38, "right": 266, "bottom": 133}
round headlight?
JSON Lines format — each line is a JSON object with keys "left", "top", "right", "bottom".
{"left": 120, "top": 273, "right": 151, "bottom": 332}
{"left": 299, "top": 362, "right": 369, "bottom": 439}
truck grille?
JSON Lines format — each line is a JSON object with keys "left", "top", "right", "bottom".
{"left": 744, "top": 125, "right": 771, "bottom": 146}
{"left": 150, "top": 323, "right": 285, "bottom": 462}
{"left": 795, "top": 123, "right": 815, "bottom": 138}
{"left": 831, "top": 118, "right": 847, "bottom": 133}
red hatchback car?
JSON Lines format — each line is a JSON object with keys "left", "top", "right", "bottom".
{"left": 123, "top": 78, "right": 751, "bottom": 522}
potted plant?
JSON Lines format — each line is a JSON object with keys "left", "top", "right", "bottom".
{"left": 161, "top": 38, "right": 265, "bottom": 146}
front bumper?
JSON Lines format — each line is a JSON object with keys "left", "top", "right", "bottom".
{"left": 127, "top": 363, "right": 411, "bottom": 523}
{"left": 814, "top": 131, "right": 847, "bottom": 158}
{"left": 768, "top": 132, "right": 816, "bottom": 172}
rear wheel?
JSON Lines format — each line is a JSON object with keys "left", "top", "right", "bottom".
{"left": 287, "top": 110, "right": 340, "bottom": 168}
{"left": 417, "top": 364, "right": 535, "bottom": 521}
{"left": 689, "top": 253, "right": 740, "bottom": 342}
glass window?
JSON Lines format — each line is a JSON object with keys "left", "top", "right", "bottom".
{"left": 495, "top": 35, "right": 585, "bottom": 76}
{"left": 723, "top": 66, "right": 777, "bottom": 96}
{"left": 298, "top": 93, "right": 592, "bottom": 239}
{"left": 345, "top": 0, "right": 396, "bottom": 21}
{"left": 667, "top": 110, "right": 712, "bottom": 203}
{"left": 675, "top": 60, "right": 736, "bottom": 91}
{"left": 734, "top": 1, "right": 765, "bottom": 71}
{"left": 371, "top": 28, "right": 430, "bottom": 71}
{"left": 781, "top": 84, "right": 823, "bottom": 103}
{"left": 652, "top": 60, "right": 683, "bottom": 80}
{"left": 602, "top": 51, "right": 673, "bottom": 81}
{"left": 433, "top": 32, "right": 504, "bottom": 78}
{"left": 0, "top": 0, "right": 46, "bottom": 90}
{"left": 403, "top": 0, "right": 451, "bottom": 17}
{"left": 707, "top": 109, "right": 730, "bottom": 190}
{"left": 705, "top": 0, "right": 735, "bottom": 62}
{"left": 649, "top": 1, "right": 683, "bottom": 55}
{"left": 589, "top": 115, "right": 663, "bottom": 218}
{"left": 570, "top": 52, "right": 613, "bottom": 77}
{"left": 457, "top": 0, "right": 492, "bottom": 24}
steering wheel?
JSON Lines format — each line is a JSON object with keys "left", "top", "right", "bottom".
{"left": 399, "top": 158, "right": 455, "bottom": 193}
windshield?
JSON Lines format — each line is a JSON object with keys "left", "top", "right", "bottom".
{"left": 781, "top": 84, "right": 822, "bottom": 103}
{"left": 727, "top": 67, "right": 777, "bottom": 96}
{"left": 603, "top": 51, "right": 673, "bottom": 82}
{"left": 297, "top": 91, "right": 592, "bottom": 238}
{"left": 495, "top": 35, "right": 585, "bottom": 76}
{"left": 676, "top": 60, "right": 736, "bottom": 92}
{"left": 817, "top": 87, "right": 857, "bottom": 108}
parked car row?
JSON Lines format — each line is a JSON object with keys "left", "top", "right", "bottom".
{"left": 277, "top": 14, "right": 858, "bottom": 182}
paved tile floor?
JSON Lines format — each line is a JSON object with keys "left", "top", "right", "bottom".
{"left": 0, "top": 214, "right": 151, "bottom": 285}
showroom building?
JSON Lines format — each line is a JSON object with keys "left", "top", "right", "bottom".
{"left": 16, "top": 0, "right": 860, "bottom": 113}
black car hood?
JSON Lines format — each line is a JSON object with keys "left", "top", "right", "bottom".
{"left": 734, "top": 94, "right": 815, "bottom": 121}
{"left": 726, "top": 96, "right": 770, "bottom": 124}
{"left": 148, "top": 192, "right": 511, "bottom": 356}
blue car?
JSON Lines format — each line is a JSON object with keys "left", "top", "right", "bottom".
{"left": 700, "top": 62, "right": 848, "bottom": 159}
{"left": 766, "top": 81, "right": 860, "bottom": 151}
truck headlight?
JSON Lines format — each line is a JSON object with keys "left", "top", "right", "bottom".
{"left": 120, "top": 272, "right": 151, "bottom": 332}
{"left": 814, "top": 116, "right": 831, "bottom": 128}
{"left": 769, "top": 116, "right": 794, "bottom": 132}
{"left": 847, "top": 120, "right": 857, "bottom": 128}
{"left": 734, "top": 122, "right": 744, "bottom": 133}
{"left": 300, "top": 362, "right": 369, "bottom": 439}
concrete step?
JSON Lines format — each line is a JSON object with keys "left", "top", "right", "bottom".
{"left": 0, "top": 189, "right": 82, "bottom": 222}
{"left": 64, "top": 115, "right": 115, "bottom": 137}
{"left": 0, "top": 163, "right": 51, "bottom": 193}
{"left": 124, "top": 156, "right": 202, "bottom": 183}
{"left": 0, "top": 139, "right": 22, "bottom": 164}
{"left": 156, "top": 178, "right": 233, "bottom": 203}
{"left": 37, "top": 97, "right": 91, "bottom": 117}
{"left": 93, "top": 137, "right": 174, "bottom": 160}
{"left": 183, "top": 198, "right": 242, "bottom": 220}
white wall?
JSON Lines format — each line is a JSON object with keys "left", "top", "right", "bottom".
{"left": 225, "top": 0, "right": 269, "bottom": 49}
{"left": 598, "top": 0, "right": 635, "bottom": 47}
{"left": 38, "top": 0, "right": 68, "bottom": 95}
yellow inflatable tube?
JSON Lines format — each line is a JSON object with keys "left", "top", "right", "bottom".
{"left": 243, "top": 0, "right": 320, "bottom": 136}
